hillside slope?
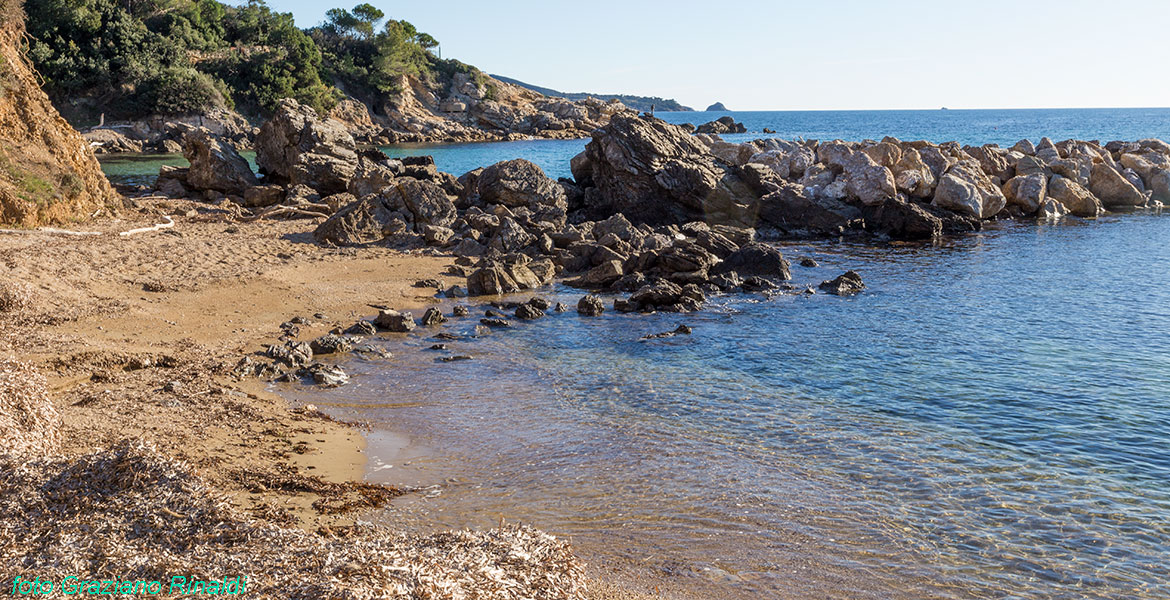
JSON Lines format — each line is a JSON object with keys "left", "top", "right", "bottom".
{"left": 0, "top": 4, "right": 115, "bottom": 226}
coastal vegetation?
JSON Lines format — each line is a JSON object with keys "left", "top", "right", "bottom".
{"left": 22, "top": 0, "right": 445, "bottom": 122}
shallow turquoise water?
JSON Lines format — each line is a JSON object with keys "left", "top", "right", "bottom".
{"left": 284, "top": 214, "right": 1170, "bottom": 599}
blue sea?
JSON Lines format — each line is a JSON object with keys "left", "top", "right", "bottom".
{"left": 106, "top": 109, "right": 1170, "bottom": 599}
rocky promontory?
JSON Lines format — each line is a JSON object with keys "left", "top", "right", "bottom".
{"left": 83, "top": 74, "right": 634, "bottom": 154}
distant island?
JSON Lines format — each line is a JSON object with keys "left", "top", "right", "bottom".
{"left": 492, "top": 75, "right": 693, "bottom": 112}
{"left": 706, "top": 102, "right": 729, "bottom": 111}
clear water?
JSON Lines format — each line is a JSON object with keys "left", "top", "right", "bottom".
{"left": 105, "top": 109, "right": 1170, "bottom": 598}
{"left": 101, "top": 107, "right": 1170, "bottom": 184}
{"left": 284, "top": 214, "right": 1170, "bottom": 599}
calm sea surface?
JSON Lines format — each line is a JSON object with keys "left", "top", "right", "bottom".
{"left": 105, "top": 109, "right": 1170, "bottom": 599}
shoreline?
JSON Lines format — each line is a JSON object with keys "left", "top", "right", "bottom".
{"left": 0, "top": 195, "right": 662, "bottom": 599}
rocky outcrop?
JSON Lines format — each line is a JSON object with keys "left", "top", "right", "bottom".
{"left": 313, "top": 178, "right": 454, "bottom": 245}
{"left": 84, "top": 108, "right": 256, "bottom": 154}
{"left": 474, "top": 159, "right": 567, "bottom": 226}
{"left": 182, "top": 128, "right": 257, "bottom": 195}
{"left": 571, "top": 114, "right": 759, "bottom": 225}
{"left": 378, "top": 73, "right": 629, "bottom": 144}
{"left": 256, "top": 99, "right": 359, "bottom": 195}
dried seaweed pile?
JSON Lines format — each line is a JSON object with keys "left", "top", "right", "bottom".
{"left": 0, "top": 280, "right": 35, "bottom": 313}
{"left": 0, "top": 440, "right": 587, "bottom": 599}
{"left": 0, "top": 359, "right": 59, "bottom": 455}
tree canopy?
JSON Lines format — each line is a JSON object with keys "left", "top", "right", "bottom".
{"left": 23, "top": 0, "right": 446, "bottom": 122}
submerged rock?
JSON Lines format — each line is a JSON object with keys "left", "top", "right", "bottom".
{"left": 640, "top": 324, "right": 693, "bottom": 340}
{"left": 819, "top": 271, "right": 866, "bottom": 296}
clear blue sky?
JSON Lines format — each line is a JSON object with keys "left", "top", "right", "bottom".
{"left": 247, "top": 0, "right": 1170, "bottom": 111}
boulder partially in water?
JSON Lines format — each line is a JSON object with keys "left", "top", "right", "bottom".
{"left": 256, "top": 98, "right": 359, "bottom": 195}
{"left": 182, "top": 128, "right": 257, "bottom": 195}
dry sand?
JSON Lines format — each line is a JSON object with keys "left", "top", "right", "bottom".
{"left": 0, "top": 196, "right": 661, "bottom": 599}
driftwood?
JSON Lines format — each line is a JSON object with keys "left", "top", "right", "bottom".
{"left": 118, "top": 216, "right": 174, "bottom": 237}
{"left": 242, "top": 201, "right": 332, "bottom": 222}
{"left": 0, "top": 227, "right": 102, "bottom": 237}
{"left": 0, "top": 216, "right": 174, "bottom": 238}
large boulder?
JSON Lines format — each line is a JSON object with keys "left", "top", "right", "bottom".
{"left": 476, "top": 159, "right": 568, "bottom": 226}
{"left": 892, "top": 147, "right": 936, "bottom": 198}
{"left": 182, "top": 129, "right": 256, "bottom": 195}
{"left": 576, "top": 114, "right": 760, "bottom": 226}
{"left": 864, "top": 198, "right": 942, "bottom": 240}
{"left": 748, "top": 140, "right": 816, "bottom": 179}
{"left": 842, "top": 153, "right": 897, "bottom": 206}
{"left": 932, "top": 161, "right": 1007, "bottom": 219}
{"left": 256, "top": 99, "right": 359, "bottom": 195}
{"left": 1002, "top": 173, "right": 1047, "bottom": 214}
{"left": 711, "top": 242, "right": 791, "bottom": 280}
{"left": 313, "top": 179, "right": 453, "bottom": 244}
{"left": 1048, "top": 175, "right": 1102, "bottom": 218}
{"left": 466, "top": 256, "right": 556, "bottom": 296}
{"left": 394, "top": 179, "right": 457, "bottom": 231}
{"left": 756, "top": 182, "right": 862, "bottom": 234}
{"left": 1088, "top": 163, "right": 1146, "bottom": 207}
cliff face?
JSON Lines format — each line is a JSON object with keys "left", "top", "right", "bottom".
{"left": 0, "top": 4, "right": 115, "bottom": 227}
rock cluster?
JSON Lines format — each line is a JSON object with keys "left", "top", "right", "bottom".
{"left": 695, "top": 116, "right": 746, "bottom": 135}
{"left": 84, "top": 108, "right": 256, "bottom": 154}
{"left": 567, "top": 115, "right": 1167, "bottom": 242}
{"left": 163, "top": 108, "right": 1169, "bottom": 319}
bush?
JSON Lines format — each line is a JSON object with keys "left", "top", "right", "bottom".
{"left": 136, "top": 67, "right": 226, "bottom": 116}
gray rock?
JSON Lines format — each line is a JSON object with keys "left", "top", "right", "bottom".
{"left": 344, "top": 321, "right": 378, "bottom": 336}
{"left": 309, "top": 334, "right": 353, "bottom": 355}
{"left": 256, "top": 98, "right": 359, "bottom": 195}
{"left": 712, "top": 242, "right": 791, "bottom": 280}
{"left": 421, "top": 307, "right": 447, "bottom": 326}
{"left": 577, "top": 114, "right": 760, "bottom": 226}
{"left": 577, "top": 295, "right": 605, "bottom": 316}
{"left": 266, "top": 341, "right": 313, "bottom": 367}
{"left": 864, "top": 198, "right": 943, "bottom": 240}
{"left": 303, "top": 363, "right": 349, "bottom": 387}
{"left": 182, "top": 129, "right": 257, "bottom": 195}
{"left": 466, "top": 257, "right": 555, "bottom": 296}
{"left": 373, "top": 309, "right": 417, "bottom": 332}
{"left": 515, "top": 304, "right": 545, "bottom": 320}
{"left": 819, "top": 271, "right": 865, "bottom": 296}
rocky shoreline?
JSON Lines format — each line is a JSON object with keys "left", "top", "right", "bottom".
{"left": 154, "top": 101, "right": 1167, "bottom": 326}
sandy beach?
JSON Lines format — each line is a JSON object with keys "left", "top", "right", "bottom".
{"left": 0, "top": 195, "right": 676, "bottom": 599}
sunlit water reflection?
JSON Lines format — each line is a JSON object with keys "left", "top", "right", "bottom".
{"left": 282, "top": 214, "right": 1170, "bottom": 599}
